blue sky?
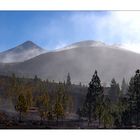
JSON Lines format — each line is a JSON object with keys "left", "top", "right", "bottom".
{"left": 1, "top": 11, "right": 140, "bottom": 53}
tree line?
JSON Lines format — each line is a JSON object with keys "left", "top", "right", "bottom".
{"left": 0, "top": 69, "right": 139, "bottom": 128}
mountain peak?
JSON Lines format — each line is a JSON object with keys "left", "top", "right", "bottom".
{"left": 66, "top": 40, "right": 106, "bottom": 48}
{"left": 22, "top": 40, "right": 35, "bottom": 46}
{"left": 54, "top": 40, "right": 107, "bottom": 52}
{"left": 17, "top": 40, "right": 44, "bottom": 51}
{"left": 0, "top": 41, "right": 46, "bottom": 63}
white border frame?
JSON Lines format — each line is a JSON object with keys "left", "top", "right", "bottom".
{"left": 0, "top": 0, "right": 139, "bottom": 140}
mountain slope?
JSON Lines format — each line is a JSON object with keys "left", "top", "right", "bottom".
{"left": 0, "top": 41, "right": 46, "bottom": 63}
{"left": 0, "top": 40, "right": 140, "bottom": 85}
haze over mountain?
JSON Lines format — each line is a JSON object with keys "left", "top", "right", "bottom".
{"left": 0, "top": 40, "right": 140, "bottom": 85}
{"left": 0, "top": 41, "right": 46, "bottom": 63}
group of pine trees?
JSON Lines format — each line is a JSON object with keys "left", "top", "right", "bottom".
{"left": 80, "top": 70, "right": 114, "bottom": 128}
{"left": 3, "top": 73, "right": 73, "bottom": 123}
{"left": 77, "top": 69, "right": 140, "bottom": 128}
{"left": 0, "top": 68, "right": 140, "bottom": 128}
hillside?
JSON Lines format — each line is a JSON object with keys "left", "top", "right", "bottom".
{"left": 0, "top": 40, "right": 139, "bottom": 85}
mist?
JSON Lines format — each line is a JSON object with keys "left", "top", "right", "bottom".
{"left": 0, "top": 98, "right": 17, "bottom": 116}
{"left": 0, "top": 40, "right": 139, "bottom": 86}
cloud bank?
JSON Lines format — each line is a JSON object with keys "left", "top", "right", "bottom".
{"left": 68, "top": 11, "right": 140, "bottom": 53}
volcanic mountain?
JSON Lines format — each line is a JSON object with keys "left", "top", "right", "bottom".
{"left": 0, "top": 40, "right": 140, "bottom": 85}
{"left": 0, "top": 41, "right": 46, "bottom": 63}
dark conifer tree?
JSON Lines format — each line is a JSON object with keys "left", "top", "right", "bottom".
{"left": 83, "top": 70, "right": 103, "bottom": 125}
{"left": 66, "top": 73, "right": 71, "bottom": 86}
{"left": 128, "top": 69, "right": 140, "bottom": 126}
{"left": 34, "top": 75, "right": 38, "bottom": 82}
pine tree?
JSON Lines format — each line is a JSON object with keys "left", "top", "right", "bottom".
{"left": 15, "top": 94, "right": 28, "bottom": 122}
{"left": 54, "top": 102, "right": 64, "bottom": 122}
{"left": 100, "top": 97, "right": 114, "bottom": 128}
{"left": 83, "top": 70, "right": 103, "bottom": 125}
{"left": 66, "top": 73, "right": 71, "bottom": 86}
{"left": 34, "top": 75, "right": 38, "bottom": 82}
{"left": 53, "top": 83, "right": 67, "bottom": 122}
{"left": 95, "top": 95, "right": 105, "bottom": 127}
{"left": 36, "top": 94, "right": 49, "bottom": 122}
{"left": 123, "top": 76, "right": 135, "bottom": 126}
{"left": 128, "top": 69, "right": 140, "bottom": 126}
{"left": 109, "top": 78, "right": 120, "bottom": 103}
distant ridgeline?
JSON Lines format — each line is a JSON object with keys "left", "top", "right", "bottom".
{"left": 0, "top": 40, "right": 140, "bottom": 85}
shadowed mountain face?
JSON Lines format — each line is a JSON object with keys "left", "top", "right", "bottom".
{"left": 0, "top": 41, "right": 46, "bottom": 63}
{"left": 0, "top": 40, "right": 140, "bottom": 85}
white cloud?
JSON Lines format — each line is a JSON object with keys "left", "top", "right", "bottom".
{"left": 105, "top": 11, "right": 140, "bottom": 53}
{"left": 70, "top": 11, "right": 140, "bottom": 53}
{"left": 32, "top": 11, "right": 140, "bottom": 53}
